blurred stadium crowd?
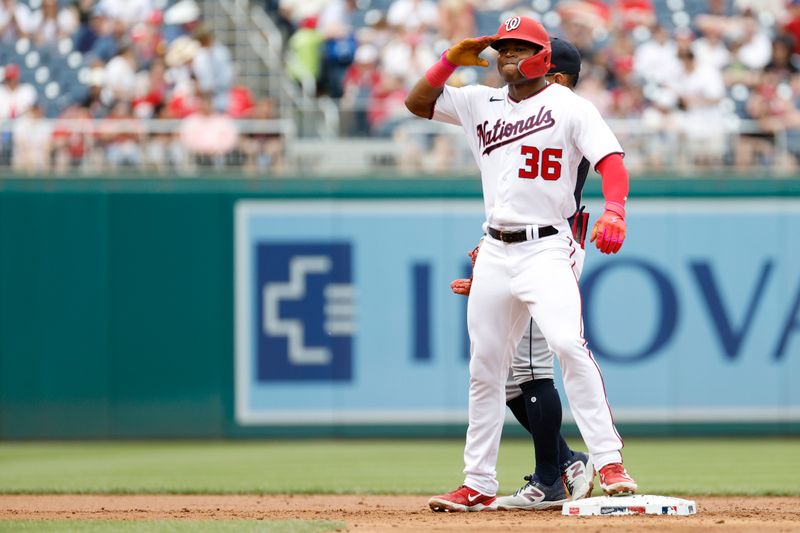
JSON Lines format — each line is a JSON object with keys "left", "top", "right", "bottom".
{"left": 0, "top": 0, "right": 283, "bottom": 174}
{"left": 2, "top": 0, "right": 800, "bottom": 175}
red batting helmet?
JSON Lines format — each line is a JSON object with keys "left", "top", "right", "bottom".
{"left": 491, "top": 16, "right": 552, "bottom": 79}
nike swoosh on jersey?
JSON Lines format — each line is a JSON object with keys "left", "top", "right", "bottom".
{"left": 489, "top": 97, "right": 503, "bottom": 102}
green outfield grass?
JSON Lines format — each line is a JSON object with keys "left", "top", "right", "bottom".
{"left": 0, "top": 438, "right": 797, "bottom": 496}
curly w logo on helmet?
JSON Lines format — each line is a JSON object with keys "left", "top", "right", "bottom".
{"left": 504, "top": 16, "right": 521, "bottom": 31}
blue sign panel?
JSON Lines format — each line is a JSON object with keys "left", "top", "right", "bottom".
{"left": 256, "top": 243, "right": 353, "bottom": 382}
{"left": 234, "top": 200, "right": 800, "bottom": 426}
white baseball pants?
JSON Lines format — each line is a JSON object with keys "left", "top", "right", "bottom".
{"left": 504, "top": 244, "right": 585, "bottom": 402}
{"left": 463, "top": 231, "right": 623, "bottom": 496}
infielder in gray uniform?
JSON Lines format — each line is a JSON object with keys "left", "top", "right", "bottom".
{"left": 450, "top": 38, "right": 595, "bottom": 510}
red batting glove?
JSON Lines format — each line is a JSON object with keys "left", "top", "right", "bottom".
{"left": 590, "top": 202, "right": 626, "bottom": 254}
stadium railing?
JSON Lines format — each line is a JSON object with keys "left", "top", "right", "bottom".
{"left": 0, "top": 117, "right": 797, "bottom": 177}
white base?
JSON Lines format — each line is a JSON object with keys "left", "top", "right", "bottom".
{"left": 562, "top": 494, "right": 697, "bottom": 516}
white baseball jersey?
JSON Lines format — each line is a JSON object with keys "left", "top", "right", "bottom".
{"left": 431, "top": 81, "right": 628, "bottom": 496}
{"left": 432, "top": 83, "right": 623, "bottom": 227}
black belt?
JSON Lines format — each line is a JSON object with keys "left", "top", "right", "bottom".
{"left": 487, "top": 225, "right": 558, "bottom": 243}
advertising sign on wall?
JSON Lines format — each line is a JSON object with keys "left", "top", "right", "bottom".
{"left": 235, "top": 200, "right": 800, "bottom": 426}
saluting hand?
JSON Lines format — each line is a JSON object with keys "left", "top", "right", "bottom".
{"left": 446, "top": 35, "right": 499, "bottom": 68}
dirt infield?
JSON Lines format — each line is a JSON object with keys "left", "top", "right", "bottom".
{"left": 1, "top": 495, "right": 799, "bottom": 532}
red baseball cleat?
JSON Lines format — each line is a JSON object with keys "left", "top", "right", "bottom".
{"left": 428, "top": 485, "right": 497, "bottom": 512}
{"left": 598, "top": 463, "right": 638, "bottom": 496}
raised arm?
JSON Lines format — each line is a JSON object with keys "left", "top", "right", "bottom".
{"left": 405, "top": 35, "right": 498, "bottom": 119}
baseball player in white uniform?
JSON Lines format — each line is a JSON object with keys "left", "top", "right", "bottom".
{"left": 449, "top": 38, "right": 596, "bottom": 511}
{"left": 405, "top": 16, "right": 637, "bottom": 512}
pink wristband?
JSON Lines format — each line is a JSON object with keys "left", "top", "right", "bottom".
{"left": 425, "top": 51, "right": 457, "bottom": 88}
{"left": 605, "top": 201, "right": 626, "bottom": 219}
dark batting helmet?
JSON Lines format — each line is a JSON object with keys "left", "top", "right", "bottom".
{"left": 491, "top": 16, "right": 552, "bottom": 79}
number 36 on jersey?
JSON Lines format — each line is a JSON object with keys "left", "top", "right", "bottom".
{"left": 518, "top": 146, "right": 563, "bottom": 180}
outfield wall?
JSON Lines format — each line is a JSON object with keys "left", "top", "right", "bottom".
{"left": 1, "top": 177, "right": 799, "bottom": 439}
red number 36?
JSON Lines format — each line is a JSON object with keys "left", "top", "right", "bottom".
{"left": 518, "top": 146, "right": 563, "bottom": 180}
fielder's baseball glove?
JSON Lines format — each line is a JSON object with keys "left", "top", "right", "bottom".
{"left": 450, "top": 239, "right": 482, "bottom": 296}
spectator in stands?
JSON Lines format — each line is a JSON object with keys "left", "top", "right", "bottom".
{"left": 633, "top": 25, "right": 680, "bottom": 85}
{"left": 735, "top": 0, "right": 786, "bottom": 20}
{"left": 0, "top": 64, "right": 37, "bottom": 119}
{"left": 738, "top": 67, "right": 800, "bottom": 169}
{"left": 286, "top": 16, "right": 323, "bottom": 94}
{"left": 0, "top": 0, "right": 34, "bottom": 42}
{"left": 72, "top": 0, "right": 95, "bottom": 26}
{"left": 162, "top": 0, "right": 201, "bottom": 42}
{"left": 99, "top": 100, "right": 142, "bottom": 168}
{"left": 598, "top": 32, "right": 636, "bottom": 89}
{"left": 52, "top": 104, "right": 91, "bottom": 171}
{"left": 242, "top": 95, "right": 284, "bottom": 173}
{"left": 386, "top": 0, "right": 438, "bottom": 32}
{"left": 80, "top": 71, "right": 111, "bottom": 118}
{"left": 355, "top": 9, "right": 393, "bottom": 51}
{"left": 576, "top": 68, "right": 613, "bottom": 115}
{"left": 164, "top": 35, "right": 199, "bottom": 108}
{"left": 672, "top": 49, "right": 728, "bottom": 166}
{"left": 227, "top": 85, "right": 255, "bottom": 117}
{"left": 692, "top": 25, "right": 731, "bottom": 71}
{"left": 603, "top": 46, "right": 647, "bottom": 166}
{"left": 368, "top": 73, "right": 409, "bottom": 137}
{"left": 165, "top": 75, "right": 202, "bottom": 119}
{"left": 736, "top": 14, "right": 772, "bottom": 70}
{"left": 278, "top": 0, "right": 328, "bottom": 29}
{"left": 557, "top": 0, "right": 612, "bottom": 46}
{"left": 75, "top": 5, "right": 104, "bottom": 54}
{"left": 673, "top": 27, "right": 695, "bottom": 58}
{"left": 783, "top": 0, "right": 800, "bottom": 56}
{"left": 765, "top": 34, "right": 799, "bottom": 76}
{"left": 97, "top": 0, "right": 152, "bottom": 27}
{"left": 192, "top": 26, "right": 234, "bottom": 112}
{"left": 318, "top": 0, "right": 355, "bottom": 37}
{"left": 104, "top": 44, "right": 138, "bottom": 103}
{"left": 4, "top": 0, "right": 800, "bottom": 175}
{"left": 89, "top": 16, "right": 127, "bottom": 62}
{"left": 437, "top": 0, "right": 476, "bottom": 42}
{"left": 264, "top": 0, "right": 293, "bottom": 43}
{"left": 29, "top": 0, "right": 78, "bottom": 46}
{"left": 318, "top": 0, "right": 358, "bottom": 98}
{"left": 641, "top": 86, "right": 681, "bottom": 169}
{"left": 787, "top": 71, "right": 800, "bottom": 162}
{"left": 613, "top": 0, "right": 655, "bottom": 30}
{"left": 707, "top": 0, "right": 731, "bottom": 17}
{"left": 380, "top": 23, "right": 436, "bottom": 89}
{"left": 341, "top": 43, "right": 382, "bottom": 136}
{"left": 130, "top": 10, "right": 165, "bottom": 69}
{"left": 12, "top": 103, "right": 52, "bottom": 174}
{"left": 179, "top": 93, "right": 238, "bottom": 167}
{"left": 144, "top": 105, "right": 184, "bottom": 172}
{"left": 722, "top": 36, "right": 760, "bottom": 88}
{"left": 609, "top": 81, "right": 645, "bottom": 120}
{"left": 132, "top": 57, "right": 168, "bottom": 118}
